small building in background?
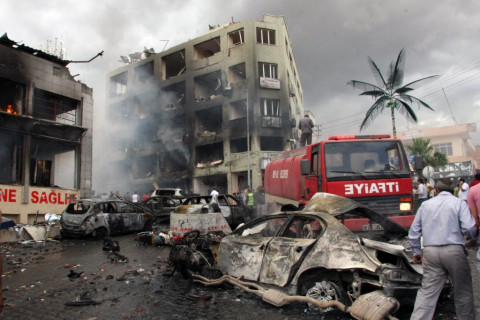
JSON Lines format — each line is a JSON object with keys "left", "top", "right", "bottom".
{"left": 0, "top": 33, "right": 93, "bottom": 224}
{"left": 399, "top": 123, "right": 477, "bottom": 180}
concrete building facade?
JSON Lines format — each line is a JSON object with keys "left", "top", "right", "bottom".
{"left": 0, "top": 33, "right": 93, "bottom": 223}
{"left": 105, "top": 15, "right": 305, "bottom": 195}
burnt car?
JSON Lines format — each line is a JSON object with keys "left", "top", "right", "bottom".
{"left": 170, "top": 193, "right": 431, "bottom": 316}
{"left": 172, "top": 194, "right": 248, "bottom": 231}
{"left": 219, "top": 193, "right": 424, "bottom": 307}
{"left": 60, "top": 199, "right": 153, "bottom": 238}
{"left": 139, "top": 196, "right": 178, "bottom": 223}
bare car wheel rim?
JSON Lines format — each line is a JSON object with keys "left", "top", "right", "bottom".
{"left": 306, "top": 280, "right": 339, "bottom": 312}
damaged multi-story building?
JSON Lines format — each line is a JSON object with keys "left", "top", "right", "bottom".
{"left": 0, "top": 33, "right": 94, "bottom": 223}
{"left": 105, "top": 15, "right": 304, "bottom": 194}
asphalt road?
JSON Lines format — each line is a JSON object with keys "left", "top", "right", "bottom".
{"left": 1, "top": 234, "right": 478, "bottom": 320}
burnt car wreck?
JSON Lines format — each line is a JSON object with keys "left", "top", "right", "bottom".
{"left": 60, "top": 199, "right": 153, "bottom": 238}
{"left": 168, "top": 193, "right": 432, "bottom": 320}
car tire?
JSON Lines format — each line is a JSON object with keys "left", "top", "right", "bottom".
{"left": 92, "top": 227, "right": 108, "bottom": 239}
{"left": 304, "top": 280, "right": 350, "bottom": 312}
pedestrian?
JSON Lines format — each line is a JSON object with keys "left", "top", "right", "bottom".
{"left": 242, "top": 186, "right": 250, "bottom": 205}
{"left": 408, "top": 179, "right": 477, "bottom": 320}
{"left": 469, "top": 173, "right": 480, "bottom": 188}
{"left": 458, "top": 178, "right": 469, "bottom": 201}
{"left": 131, "top": 191, "right": 139, "bottom": 203}
{"left": 142, "top": 191, "right": 149, "bottom": 201}
{"left": 253, "top": 185, "right": 266, "bottom": 217}
{"left": 467, "top": 182, "right": 480, "bottom": 270}
{"left": 298, "top": 114, "right": 314, "bottom": 147}
{"left": 235, "top": 191, "right": 244, "bottom": 205}
{"left": 245, "top": 187, "right": 254, "bottom": 218}
{"left": 417, "top": 178, "right": 428, "bottom": 205}
{"left": 210, "top": 187, "right": 219, "bottom": 203}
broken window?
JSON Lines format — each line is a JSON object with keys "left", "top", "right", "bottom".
{"left": 260, "top": 98, "right": 280, "bottom": 116}
{"left": 228, "top": 63, "right": 246, "bottom": 85}
{"left": 0, "top": 78, "right": 25, "bottom": 115}
{"left": 109, "top": 100, "right": 128, "bottom": 123}
{"left": 161, "top": 82, "right": 185, "bottom": 111}
{"left": 30, "top": 137, "right": 77, "bottom": 188}
{"left": 0, "top": 131, "right": 23, "bottom": 184}
{"left": 196, "top": 142, "right": 224, "bottom": 164}
{"left": 230, "top": 137, "right": 251, "bottom": 153}
{"left": 228, "top": 29, "right": 245, "bottom": 47}
{"left": 229, "top": 99, "right": 247, "bottom": 121}
{"left": 259, "top": 98, "right": 281, "bottom": 127}
{"left": 134, "top": 92, "right": 158, "bottom": 119}
{"left": 33, "top": 89, "right": 79, "bottom": 125}
{"left": 258, "top": 62, "right": 278, "bottom": 78}
{"left": 195, "top": 105, "right": 222, "bottom": 134}
{"left": 162, "top": 50, "right": 186, "bottom": 80}
{"left": 109, "top": 72, "right": 128, "bottom": 97}
{"left": 260, "top": 136, "right": 283, "bottom": 151}
{"left": 256, "top": 28, "right": 276, "bottom": 45}
{"left": 194, "top": 71, "right": 222, "bottom": 102}
{"left": 194, "top": 37, "right": 221, "bottom": 59}
{"left": 135, "top": 61, "right": 154, "bottom": 83}
{"left": 131, "top": 154, "right": 156, "bottom": 179}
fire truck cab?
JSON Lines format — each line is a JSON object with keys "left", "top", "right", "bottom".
{"left": 265, "top": 135, "right": 415, "bottom": 229}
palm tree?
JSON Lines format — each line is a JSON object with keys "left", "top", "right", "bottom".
{"left": 347, "top": 49, "right": 439, "bottom": 138}
{"left": 405, "top": 137, "right": 448, "bottom": 167}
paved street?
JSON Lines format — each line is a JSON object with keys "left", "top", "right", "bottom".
{"left": 1, "top": 234, "right": 479, "bottom": 319}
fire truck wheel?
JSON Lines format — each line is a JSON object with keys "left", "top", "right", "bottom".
{"left": 304, "top": 280, "right": 350, "bottom": 312}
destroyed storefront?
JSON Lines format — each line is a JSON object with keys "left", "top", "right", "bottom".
{"left": 0, "top": 34, "right": 93, "bottom": 224}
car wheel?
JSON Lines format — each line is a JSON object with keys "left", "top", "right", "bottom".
{"left": 92, "top": 227, "right": 108, "bottom": 239}
{"left": 305, "top": 280, "right": 349, "bottom": 312}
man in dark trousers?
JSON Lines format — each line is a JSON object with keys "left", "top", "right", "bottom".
{"left": 409, "top": 179, "right": 477, "bottom": 320}
{"left": 298, "top": 114, "right": 314, "bottom": 147}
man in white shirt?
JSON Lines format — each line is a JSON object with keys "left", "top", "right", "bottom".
{"left": 458, "top": 178, "right": 469, "bottom": 201}
{"left": 417, "top": 178, "right": 428, "bottom": 204}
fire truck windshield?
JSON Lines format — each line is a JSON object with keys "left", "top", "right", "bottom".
{"left": 324, "top": 141, "right": 410, "bottom": 180}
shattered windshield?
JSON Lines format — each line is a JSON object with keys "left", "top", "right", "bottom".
{"left": 324, "top": 141, "right": 409, "bottom": 180}
{"left": 65, "top": 202, "right": 92, "bottom": 214}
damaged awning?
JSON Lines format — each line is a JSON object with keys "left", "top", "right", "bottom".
{"left": 0, "top": 112, "right": 87, "bottom": 143}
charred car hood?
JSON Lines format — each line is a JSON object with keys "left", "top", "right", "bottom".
{"left": 303, "top": 192, "right": 408, "bottom": 237}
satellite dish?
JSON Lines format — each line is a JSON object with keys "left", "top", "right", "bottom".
{"left": 422, "top": 166, "right": 434, "bottom": 179}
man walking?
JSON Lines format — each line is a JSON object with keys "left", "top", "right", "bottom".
{"left": 458, "top": 178, "right": 469, "bottom": 201}
{"left": 467, "top": 182, "right": 480, "bottom": 272}
{"left": 298, "top": 114, "right": 314, "bottom": 147}
{"left": 417, "top": 178, "right": 428, "bottom": 205}
{"left": 409, "top": 179, "right": 477, "bottom": 320}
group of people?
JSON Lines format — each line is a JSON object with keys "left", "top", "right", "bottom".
{"left": 409, "top": 173, "right": 480, "bottom": 319}
{"left": 229, "top": 186, "right": 266, "bottom": 220}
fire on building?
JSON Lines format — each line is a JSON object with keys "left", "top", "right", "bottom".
{"left": 0, "top": 33, "right": 96, "bottom": 224}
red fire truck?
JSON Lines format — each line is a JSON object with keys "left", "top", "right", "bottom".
{"left": 264, "top": 135, "right": 415, "bottom": 230}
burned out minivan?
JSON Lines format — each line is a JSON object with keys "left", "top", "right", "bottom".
{"left": 60, "top": 199, "right": 153, "bottom": 238}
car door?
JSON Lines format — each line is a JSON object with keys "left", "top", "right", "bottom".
{"left": 219, "top": 216, "right": 289, "bottom": 281}
{"left": 258, "top": 216, "right": 321, "bottom": 286}
{"left": 115, "top": 201, "right": 143, "bottom": 232}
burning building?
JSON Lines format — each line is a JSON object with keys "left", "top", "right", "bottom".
{"left": 105, "top": 15, "right": 304, "bottom": 194}
{"left": 0, "top": 33, "right": 94, "bottom": 224}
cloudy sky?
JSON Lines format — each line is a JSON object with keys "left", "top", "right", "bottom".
{"left": 2, "top": 1, "right": 480, "bottom": 145}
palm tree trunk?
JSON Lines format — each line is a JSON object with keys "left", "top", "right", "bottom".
{"left": 391, "top": 107, "right": 396, "bottom": 138}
